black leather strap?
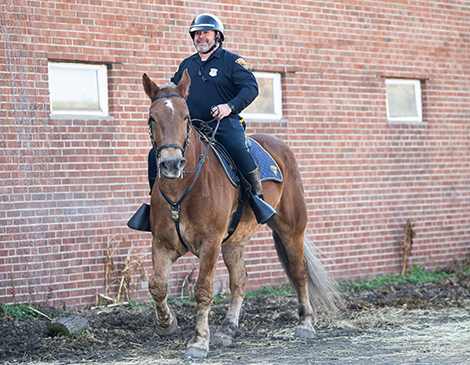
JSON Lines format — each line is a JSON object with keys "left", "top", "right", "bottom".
{"left": 152, "top": 93, "right": 185, "bottom": 103}
{"left": 222, "top": 188, "right": 245, "bottom": 243}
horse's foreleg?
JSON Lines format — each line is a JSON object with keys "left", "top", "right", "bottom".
{"left": 212, "top": 239, "right": 248, "bottom": 346}
{"left": 184, "top": 245, "right": 220, "bottom": 359}
{"left": 148, "top": 244, "right": 179, "bottom": 336}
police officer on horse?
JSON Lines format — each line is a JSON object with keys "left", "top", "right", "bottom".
{"left": 129, "top": 13, "right": 276, "bottom": 231}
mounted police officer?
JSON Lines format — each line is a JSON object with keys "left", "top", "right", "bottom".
{"left": 128, "top": 13, "right": 276, "bottom": 231}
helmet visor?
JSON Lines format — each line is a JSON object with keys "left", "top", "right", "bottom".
{"left": 190, "top": 24, "right": 217, "bottom": 33}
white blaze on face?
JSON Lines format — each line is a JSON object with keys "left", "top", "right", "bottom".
{"left": 165, "top": 99, "right": 174, "bottom": 112}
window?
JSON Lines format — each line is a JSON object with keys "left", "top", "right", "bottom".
{"left": 48, "top": 62, "right": 108, "bottom": 116}
{"left": 241, "top": 72, "right": 282, "bottom": 119}
{"left": 385, "top": 79, "right": 422, "bottom": 123}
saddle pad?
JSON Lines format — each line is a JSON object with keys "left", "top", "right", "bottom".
{"left": 211, "top": 137, "right": 283, "bottom": 188}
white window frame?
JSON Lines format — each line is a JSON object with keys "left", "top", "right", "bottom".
{"left": 48, "top": 62, "right": 109, "bottom": 116}
{"left": 241, "top": 72, "right": 282, "bottom": 120}
{"left": 385, "top": 79, "right": 422, "bottom": 123}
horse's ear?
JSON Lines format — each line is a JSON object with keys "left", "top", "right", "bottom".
{"left": 142, "top": 73, "right": 160, "bottom": 100}
{"left": 175, "top": 69, "right": 191, "bottom": 100}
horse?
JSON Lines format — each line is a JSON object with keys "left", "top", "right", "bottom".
{"left": 142, "top": 70, "right": 341, "bottom": 359}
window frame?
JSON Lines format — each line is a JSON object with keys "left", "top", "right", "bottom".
{"left": 385, "top": 78, "right": 422, "bottom": 123}
{"left": 48, "top": 62, "right": 109, "bottom": 116}
{"left": 241, "top": 72, "right": 282, "bottom": 120}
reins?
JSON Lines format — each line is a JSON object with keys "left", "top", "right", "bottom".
{"left": 148, "top": 93, "right": 221, "bottom": 251}
{"left": 181, "top": 117, "right": 220, "bottom": 174}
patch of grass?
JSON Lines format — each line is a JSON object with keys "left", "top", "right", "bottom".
{"left": 246, "top": 284, "right": 296, "bottom": 298}
{"left": 335, "top": 272, "right": 397, "bottom": 291}
{"left": 212, "top": 290, "right": 231, "bottom": 304}
{"left": 168, "top": 297, "right": 193, "bottom": 305}
{"left": 336, "top": 264, "right": 470, "bottom": 292}
{"left": 212, "top": 284, "right": 296, "bottom": 304}
{"left": 404, "top": 265, "right": 451, "bottom": 283}
{"left": 0, "top": 303, "right": 58, "bottom": 321}
{"left": 171, "top": 263, "right": 470, "bottom": 304}
{"left": 125, "top": 300, "right": 147, "bottom": 308}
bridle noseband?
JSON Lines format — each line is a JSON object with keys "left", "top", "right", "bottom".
{"left": 147, "top": 94, "right": 191, "bottom": 161}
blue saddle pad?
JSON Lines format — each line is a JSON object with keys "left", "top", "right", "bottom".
{"left": 211, "top": 137, "right": 283, "bottom": 188}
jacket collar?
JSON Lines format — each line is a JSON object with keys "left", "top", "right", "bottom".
{"left": 192, "top": 46, "right": 223, "bottom": 64}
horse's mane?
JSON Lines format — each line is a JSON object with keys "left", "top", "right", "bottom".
{"left": 160, "top": 82, "right": 177, "bottom": 94}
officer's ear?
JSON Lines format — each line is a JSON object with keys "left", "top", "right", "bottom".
{"left": 175, "top": 69, "right": 191, "bottom": 100}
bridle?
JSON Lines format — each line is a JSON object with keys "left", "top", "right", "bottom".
{"left": 147, "top": 93, "right": 221, "bottom": 251}
{"left": 147, "top": 93, "right": 191, "bottom": 162}
{"left": 147, "top": 93, "right": 220, "bottom": 176}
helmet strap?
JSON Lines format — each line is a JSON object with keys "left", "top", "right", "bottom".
{"left": 196, "top": 33, "right": 221, "bottom": 54}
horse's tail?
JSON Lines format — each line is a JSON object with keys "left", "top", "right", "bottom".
{"left": 273, "top": 232, "right": 343, "bottom": 316}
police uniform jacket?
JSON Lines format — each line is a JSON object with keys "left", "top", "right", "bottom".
{"left": 171, "top": 47, "right": 259, "bottom": 122}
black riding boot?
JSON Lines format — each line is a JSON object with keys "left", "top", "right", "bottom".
{"left": 243, "top": 166, "right": 276, "bottom": 224}
{"left": 127, "top": 177, "right": 155, "bottom": 232}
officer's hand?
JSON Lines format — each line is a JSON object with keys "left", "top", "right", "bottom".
{"left": 211, "top": 104, "right": 231, "bottom": 120}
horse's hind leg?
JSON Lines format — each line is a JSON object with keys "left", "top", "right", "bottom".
{"left": 212, "top": 238, "right": 249, "bottom": 346}
{"left": 271, "top": 229, "right": 316, "bottom": 338}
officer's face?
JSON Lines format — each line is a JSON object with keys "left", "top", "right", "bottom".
{"left": 194, "top": 30, "right": 216, "bottom": 53}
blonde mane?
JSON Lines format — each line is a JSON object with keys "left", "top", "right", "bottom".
{"left": 160, "top": 82, "right": 177, "bottom": 93}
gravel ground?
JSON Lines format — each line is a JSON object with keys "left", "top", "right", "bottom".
{"left": 1, "top": 272, "right": 470, "bottom": 364}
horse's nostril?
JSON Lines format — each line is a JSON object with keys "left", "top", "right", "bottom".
{"left": 178, "top": 158, "right": 186, "bottom": 170}
{"left": 160, "top": 161, "right": 171, "bottom": 172}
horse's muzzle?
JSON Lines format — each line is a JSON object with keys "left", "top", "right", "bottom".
{"left": 159, "top": 157, "right": 186, "bottom": 179}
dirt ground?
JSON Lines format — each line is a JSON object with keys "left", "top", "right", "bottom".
{"left": 1, "top": 272, "right": 470, "bottom": 365}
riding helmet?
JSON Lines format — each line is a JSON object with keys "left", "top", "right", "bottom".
{"left": 189, "top": 13, "right": 225, "bottom": 42}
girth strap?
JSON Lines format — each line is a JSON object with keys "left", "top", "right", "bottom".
{"left": 222, "top": 187, "right": 245, "bottom": 243}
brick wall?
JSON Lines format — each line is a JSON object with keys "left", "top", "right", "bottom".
{"left": 1, "top": 0, "right": 469, "bottom": 309}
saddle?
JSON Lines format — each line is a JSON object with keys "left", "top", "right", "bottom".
{"left": 195, "top": 128, "right": 284, "bottom": 187}
{"left": 195, "top": 127, "right": 283, "bottom": 242}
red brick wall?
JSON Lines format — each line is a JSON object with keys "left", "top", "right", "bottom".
{"left": 1, "top": 0, "right": 469, "bottom": 309}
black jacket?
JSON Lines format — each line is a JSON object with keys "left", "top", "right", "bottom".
{"left": 171, "top": 47, "right": 259, "bottom": 121}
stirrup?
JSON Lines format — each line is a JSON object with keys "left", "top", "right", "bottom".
{"left": 127, "top": 203, "right": 151, "bottom": 232}
{"left": 249, "top": 195, "right": 276, "bottom": 224}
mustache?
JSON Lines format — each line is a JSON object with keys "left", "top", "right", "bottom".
{"left": 195, "top": 39, "right": 211, "bottom": 51}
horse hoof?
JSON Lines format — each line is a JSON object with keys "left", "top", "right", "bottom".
{"left": 212, "top": 319, "right": 241, "bottom": 346}
{"left": 211, "top": 332, "right": 233, "bottom": 347}
{"left": 184, "top": 345, "right": 208, "bottom": 359}
{"left": 155, "top": 317, "right": 178, "bottom": 337}
{"left": 295, "top": 323, "right": 316, "bottom": 339}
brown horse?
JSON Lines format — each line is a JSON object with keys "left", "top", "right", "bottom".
{"left": 143, "top": 70, "right": 341, "bottom": 359}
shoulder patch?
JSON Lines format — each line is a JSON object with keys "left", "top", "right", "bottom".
{"left": 235, "top": 57, "right": 249, "bottom": 70}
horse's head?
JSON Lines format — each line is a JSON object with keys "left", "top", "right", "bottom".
{"left": 143, "top": 70, "right": 191, "bottom": 179}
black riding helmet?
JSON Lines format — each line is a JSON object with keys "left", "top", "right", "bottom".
{"left": 189, "top": 13, "right": 225, "bottom": 42}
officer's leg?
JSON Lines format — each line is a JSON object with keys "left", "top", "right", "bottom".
{"left": 127, "top": 149, "right": 155, "bottom": 232}
{"left": 215, "top": 117, "right": 276, "bottom": 224}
